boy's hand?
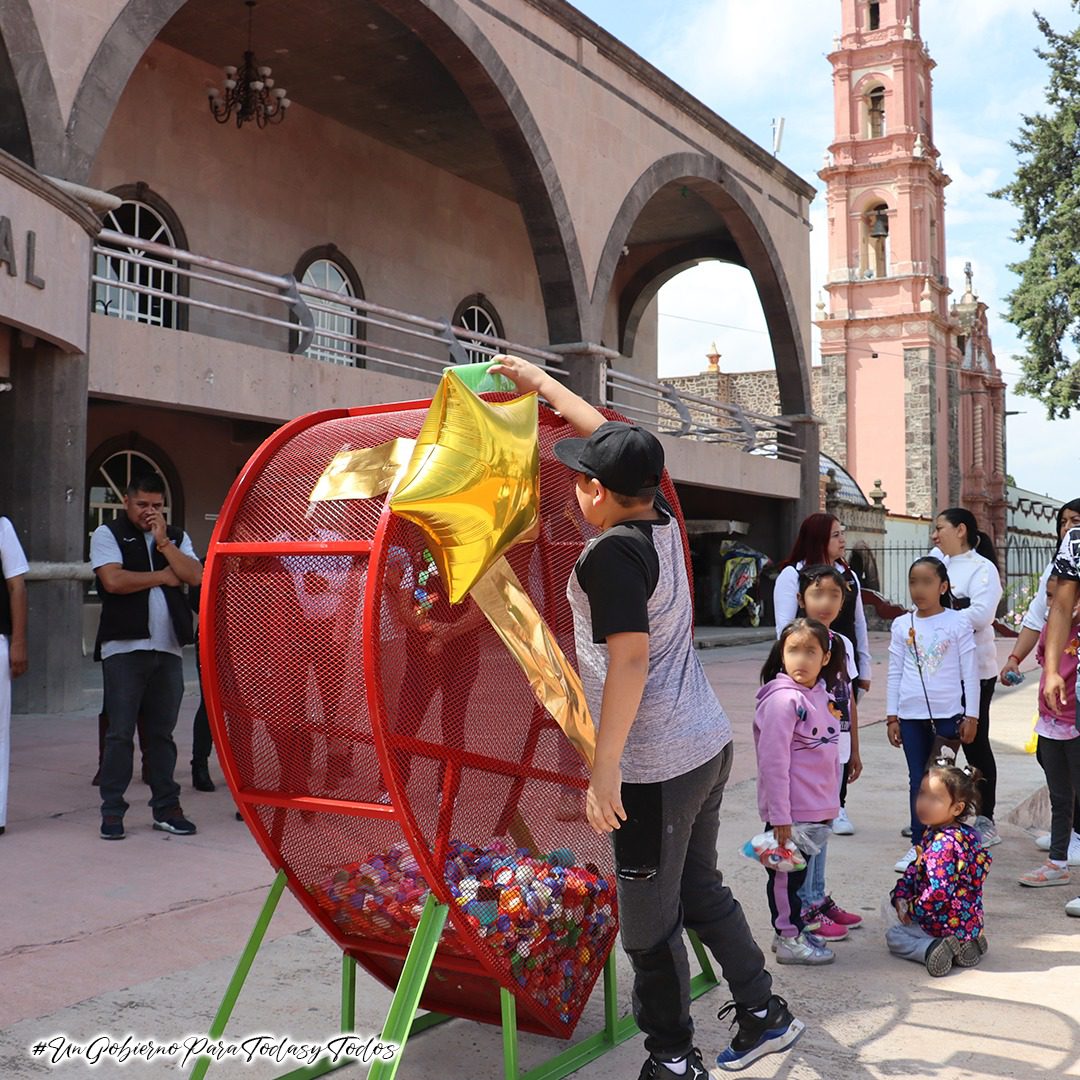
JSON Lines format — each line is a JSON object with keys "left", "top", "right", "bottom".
{"left": 772, "top": 824, "right": 793, "bottom": 847}
{"left": 586, "top": 759, "right": 626, "bottom": 834}
{"left": 489, "top": 354, "right": 548, "bottom": 394}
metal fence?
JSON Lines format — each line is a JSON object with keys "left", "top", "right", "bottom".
{"left": 850, "top": 537, "right": 1057, "bottom": 625}
{"left": 90, "top": 229, "right": 800, "bottom": 455}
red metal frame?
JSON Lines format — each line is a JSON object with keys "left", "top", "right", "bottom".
{"left": 201, "top": 395, "right": 693, "bottom": 1042}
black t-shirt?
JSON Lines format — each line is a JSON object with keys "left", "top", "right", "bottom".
{"left": 573, "top": 502, "right": 666, "bottom": 644}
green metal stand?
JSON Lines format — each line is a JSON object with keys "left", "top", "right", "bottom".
{"left": 369, "top": 897, "right": 721, "bottom": 1080}
{"left": 188, "top": 871, "right": 449, "bottom": 1080}
{"left": 193, "top": 878, "right": 720, "bottom": 1080}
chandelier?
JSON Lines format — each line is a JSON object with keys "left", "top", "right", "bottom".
{"left": 207, "top": 1, "right": 290, "bottom": 128}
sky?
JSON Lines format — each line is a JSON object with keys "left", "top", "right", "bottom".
{"left": 573, "top": 0, "right": 1078, "bottom": 500}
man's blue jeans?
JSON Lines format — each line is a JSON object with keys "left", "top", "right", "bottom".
{"left": 899, "top": 715, "right": 960, "bottom": 846}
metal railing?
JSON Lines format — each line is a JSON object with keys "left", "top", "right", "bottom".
{"left": 849, "top": 538, "right": 1057, "bottom": 618}
{"left": 90, "top": 230, "right": 799, "bottom": 455}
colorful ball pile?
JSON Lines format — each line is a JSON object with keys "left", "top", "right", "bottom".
{"left": 309, "top": 837, "right": 617, "bottom": 1025}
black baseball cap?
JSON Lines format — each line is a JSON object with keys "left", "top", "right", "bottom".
{"left": 553, "top": 421, "right": 664, "bottom": 496}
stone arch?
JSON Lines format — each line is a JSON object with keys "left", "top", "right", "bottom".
{"left": 62, "top": 0, "right": 588, "bottom": 344}
{"left": 851, "top": 72, "right": 893, "bottom": 97}
{"left": 0, "top": 0, "right": 64, "bottom": 170}
{"left": 593, "top": 152, "right": 811, "bottom": 416}
{"left": 618, "top": 237, "right": 742, "bottom": 359}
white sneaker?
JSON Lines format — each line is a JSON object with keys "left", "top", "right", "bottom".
{"left": 975, "top": 816, "right": 1002, "bottom": 847}
{"left": 1035, "top": 834, "right": 1080, "bottom": 863}
{"left": 1066, "top": 895, "right": 1080, "bottom": 917}
{"left": 774, "top": 931, "right": 835, "bottom": 965}
{"left": 1070, "top": 836, "right": 1080, "bottom": 866}
{"left": 832, "top": 808, "right": 855, "bottom": 835}
{"left": 894, "top": 846, "right": 917, "bottom": 873}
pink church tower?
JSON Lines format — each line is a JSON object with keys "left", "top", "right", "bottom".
{"left": 816, "top": 0, "right": 1006, "bottom": 542}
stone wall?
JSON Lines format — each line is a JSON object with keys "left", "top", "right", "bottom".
{"left": 904, "top": 346, "right": 935, "bottom": 518}
{"left": 663, "top": 366, "right": 824, "bottom": 426}
{"left": 817, "top": 355, "right": 847, "bottom": 462}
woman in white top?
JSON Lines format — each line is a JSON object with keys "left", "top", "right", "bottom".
{"left": 999, "top": 498, "right": 1080, "bottom": 859}
{"left": 930, "top": 507, "right": 1004, "bottom": 846}
{"left": 1000, "top": 499, "right": 1080, "bottom": 685}
{"left": 774, "top": 512, "right": 873, "bottom": 834}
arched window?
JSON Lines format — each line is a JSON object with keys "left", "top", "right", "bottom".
{"left": 85, "top": 437, "right": 184, "bottom": 557}
{"left": 294, "top": 246, "right": 365, "bottom": 367}
{"left": 454, "top": 294, "right": 504, "bottom": 364}
{"left": 93, "top": 185, "right": 188, "bottom": 329}
{"left": 866, "top": 86, "right": 886, "bottom": 138}
{"left": 861, "top": 203, "right": 889, "bottom": 278}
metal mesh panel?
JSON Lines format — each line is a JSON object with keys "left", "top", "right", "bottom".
{"left": 204, "top": 399, "right": 691, "bottom": 1039}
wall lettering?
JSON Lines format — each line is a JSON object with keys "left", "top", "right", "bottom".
{"left": 0, "top": 216, "right": 46, "bottom": 289}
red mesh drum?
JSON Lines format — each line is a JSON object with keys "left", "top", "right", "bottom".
{"left": 201, "top": 395, "right": 690, "bottom": 1039}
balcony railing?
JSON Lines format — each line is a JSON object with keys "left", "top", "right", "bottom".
{"left": 90, "top": 230, "right": 801, "bottom": 459}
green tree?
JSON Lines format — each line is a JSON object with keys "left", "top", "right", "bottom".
{"left": 994, "top": 2, "right": 1080, "bottom": 417}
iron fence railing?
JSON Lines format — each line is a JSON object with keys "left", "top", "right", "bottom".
{"left": 90, "top": 230, "right": 801, "bottom": 455}
{"left": 849, "top": 538, "right": 1057, "bottom": 621}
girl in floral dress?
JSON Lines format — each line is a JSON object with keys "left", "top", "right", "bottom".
{"left": 887, "top": 761, "right": 992, "bottom": 976}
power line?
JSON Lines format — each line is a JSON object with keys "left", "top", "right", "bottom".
{"left": 657, "top": 311, "right": 769, "bottom": 335}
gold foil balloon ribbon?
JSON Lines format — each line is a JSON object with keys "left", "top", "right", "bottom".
{"left": 468, "top": 556, "right": 594, "bottom": 766}
{"left": 309, "top": 437, "right": 416, "bottom": 503}
{"left": 309, "top": 374, "right": 595, "bottom": 764}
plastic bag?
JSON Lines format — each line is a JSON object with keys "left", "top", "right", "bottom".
{"left": 741, "top": 831, "right": 807, "bottom": 873}
{"left": 791, "top": 822, "right": 832, "bottom": 857}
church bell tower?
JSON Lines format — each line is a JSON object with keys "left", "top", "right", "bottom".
{"left": 815, "top": 0, "right": 1006, "bottom": 526}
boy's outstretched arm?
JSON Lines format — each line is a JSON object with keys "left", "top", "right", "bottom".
{"left": 490, "top": 354, "right": 605, "bottom": 437}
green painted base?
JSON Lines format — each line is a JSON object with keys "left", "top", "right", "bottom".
{"left": 191, "top": 877, "right": 721, "bottom": 1080}
{"left": 187, "top": 872, "right": 450, "bottom": 1080}
{"left": 370, "top": 897, "right": 721, "bottom": 1080}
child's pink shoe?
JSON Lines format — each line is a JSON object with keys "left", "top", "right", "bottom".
{"left": 819, "top": 896, "right": 863, "bottom": 927}
{"left": 802, "top": 906, "right": 848, "bottom": 940}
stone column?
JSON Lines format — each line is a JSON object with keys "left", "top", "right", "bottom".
{"left": 547, "top": 342, "right": 619, "bottom": 409}
{"left": 0, "top": 333, "right": 88, "bottom": 713}
{"left": 784, "top": 412, "right": 822, "bottom": 532}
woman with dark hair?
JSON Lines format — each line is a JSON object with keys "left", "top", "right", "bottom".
{"left": 1001, "top": 497, "right": 1080, "bottom": 862}
{"left": 774, "top": 513, "right": 873, "bottom": 836}
{"left": 930, "top": 507, "right": 1004, "bottom": 847}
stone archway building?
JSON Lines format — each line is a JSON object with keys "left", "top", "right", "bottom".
{"left": 0, "top": 0, "right": 818, "bottom": 709}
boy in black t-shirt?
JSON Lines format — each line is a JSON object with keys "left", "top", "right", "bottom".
{"left": 491, "top": 356, "right": 804, "bottom": 1077}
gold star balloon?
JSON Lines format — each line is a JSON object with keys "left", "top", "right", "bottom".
{"left": 389, "top": 370, "right": 539, "bottom": 604}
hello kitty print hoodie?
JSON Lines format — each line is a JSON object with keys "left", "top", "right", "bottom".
{"left": 754, "top": 674, "right": 841, "bottom": 825}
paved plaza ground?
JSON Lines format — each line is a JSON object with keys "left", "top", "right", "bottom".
{"left": 2, "top": 633, "right": 1078, "bottom": 1079}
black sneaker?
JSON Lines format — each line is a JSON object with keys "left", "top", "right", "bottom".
{"left": 715, "top": 995, "right": 805, "bottom": 1071}
{"left": 152, "top": 809, "right": 197, "bottom": 835}
{"left": 924, "top": 935, "right": 962, "bottom": 977}
{"left": 638, "top": 1047, "right": 708, "bottom": 1080}
{"left": 100, "top": 816, "right": 125, "bottom": 840}
{"left": 192, "top": 761, "right": 216, "bottom": 792}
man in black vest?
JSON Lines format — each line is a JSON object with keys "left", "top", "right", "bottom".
{"left": 90, "top": 473, "right": 202, "bottom": 840}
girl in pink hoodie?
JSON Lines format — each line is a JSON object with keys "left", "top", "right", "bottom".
{"left": 755, "top": 618, "right": 844, "bottom": 965}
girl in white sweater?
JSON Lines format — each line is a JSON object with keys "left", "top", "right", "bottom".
{"left": 887, "top": 557, "right": 979, "bottom": 872}
{"left": 930, "top": 508, "right": 1004, "bottom": 847}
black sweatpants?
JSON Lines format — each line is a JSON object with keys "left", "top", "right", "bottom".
{"left": 615, "top": 745, "right": 773, "bottom": 1061}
